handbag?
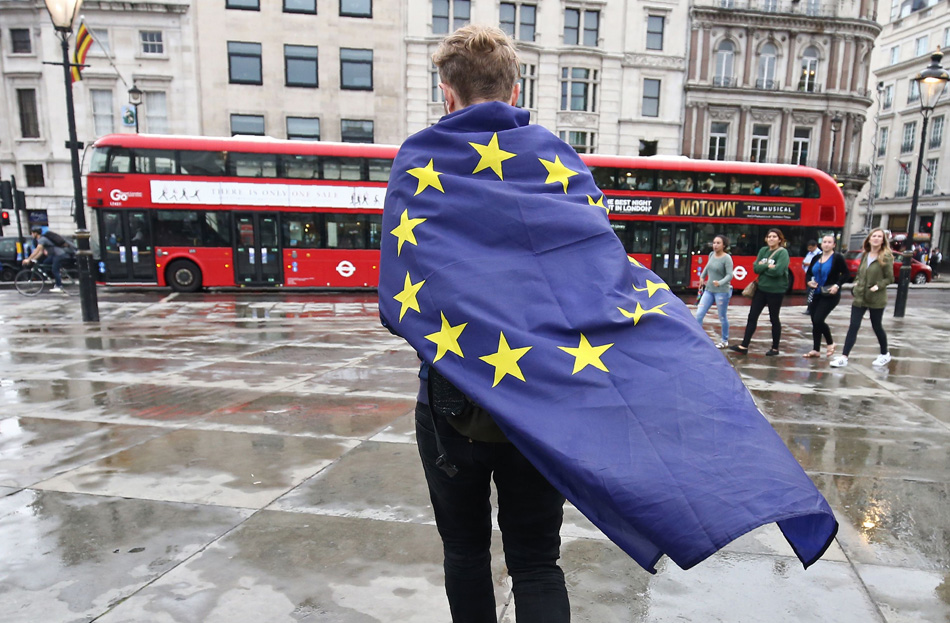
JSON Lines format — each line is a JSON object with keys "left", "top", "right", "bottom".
{"left": 820, "top": 285, "right": 835, "bottom": 294}
{"left": 742, "top": 248, "right": 781, "bottom": 298}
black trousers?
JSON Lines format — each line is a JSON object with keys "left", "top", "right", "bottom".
{"left": 741, "top": 289, "right": 784, "bottom": 350}
{"left": 809, "top": 292, "right": 840, "bottom": 351}
{"left": 842, "top": 305, "right": 888, "bottom": 356}
{"left": 415, "top": 403, "right": 570, "bottom": 623}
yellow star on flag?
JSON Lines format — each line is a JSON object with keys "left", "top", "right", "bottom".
{"left": 390, "top": 209, "right": 427, "bottom": 256}
{"left": 425, "top": 312, "right": 467, "bottom": 362}
{"left": 628, "top": 256, "right": 645, "bottom": 268}
{"left": 479, "top": 331, "right": 533, "bottom": 387}
{"left": 469, "top": 133, "right": 516, "bottom": 180}
{"left": 558, "top": 333, "right": 614, "bottom": 374}
{"left": 587, "top": 194, "right": 608, "bottom": 215}
{"left": 406, "top": 159, "right": 445, "bottom": 196}
{"left": 618, "top": 302, "right": 669, "bottom": 325}
{"left": 539, "top": 155, "right": 578, "bottom": 193}
{"left": 393, "top": 272, "right": 425, "bottom": 321}
{"left": 632, "top": 280, "right": 671, "bottom": 297}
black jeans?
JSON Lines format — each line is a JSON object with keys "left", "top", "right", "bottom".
{"left": 809, "top": 292, "right": 840, "bottom": 351}
{"left": 843, "top": 305, "right": 888, "bottom": 356}
{"left": 415, "top": 403, "right": 570, "bottom": 623}
{"left": 741, "top": 289, "right": 784, "bottom": 350}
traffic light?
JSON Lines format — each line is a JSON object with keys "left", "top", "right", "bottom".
{"left": 920, "top": 219, "right": 934, "bottom": 234}
{"left": 0, "top": 180, "right": 13, "bottom": 235}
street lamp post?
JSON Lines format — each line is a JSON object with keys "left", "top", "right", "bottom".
{"left": 894, "top": 49, "right": 949, "bottom": 318}
{"left": 128, "top": 84, "right": 142, "bottom": 133}
{"left": 830, "top": 113, "right": 842, "bottom": 175}
{"left": 45, "top": 0, "right": 99, "bottom": 322}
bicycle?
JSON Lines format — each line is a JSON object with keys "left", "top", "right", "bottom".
{"left": 14, "top": 259, "right": 80, "bottom": 296}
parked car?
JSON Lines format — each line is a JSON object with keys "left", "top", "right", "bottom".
{"left": 843, "top": 250, "right": 932, "bottom": 284}
{"left": 0, "top": 236, "right": 23, "bottom": 281}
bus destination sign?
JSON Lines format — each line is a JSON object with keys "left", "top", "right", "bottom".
{"left": 607, "top": 197, "right": 801, "bottom": 221}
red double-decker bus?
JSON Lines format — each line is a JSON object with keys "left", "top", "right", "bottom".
{"left": 87, "top": 134, "right": 844, "bottom": 292}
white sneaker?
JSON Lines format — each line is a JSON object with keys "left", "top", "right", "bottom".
{"left": 830, "top": 355, "right": 849, "bottom": 368}
{"left": 716, "top": 341, "right": 728, "bottom": 349}
{"left": 49, "top": 287, "right": 64, "bottom": 293}
{"left": 872, "top": 353, "right": 892, "bottom": 367}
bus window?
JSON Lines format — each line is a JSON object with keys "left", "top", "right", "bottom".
{"left": 90, "top": 147, "right": 109, "bottom": 173}
{"left": 280, "top": 154, "right": 321, "bottom": 179}
{"left": 805, "top": 178, "right": 820, "bottom": 198}
{"left": 722, "top": 225, "right": 760, "bottom": 256}
{"left": 203, "top": 212, "right": 232, "bottom": 246}
{"left": 92, "top": 147, "right": 131, "bottom": 173}
{"left": 326, "top": 214, "right": 366, "bottom": 248}
{"left": 617, "top": 169, "right": 654, "bottom": 191}
{"left": 691, "top": 223, "right": 717, "bottom": 254}
{"left": 367, "top": 214, "right": 383, "bottom": 249}
{"left": 367, "top": 159, "right": 393, "bottom": 182}
{"left": 228, "top": 153, "right": 278, "bottom": 178}
{"left": 698, "top": 174, "right": 726, "bottom": 194}
{"left": 610, "top": 221, "right": 652, "bottom": 253}
{"left": 323, "top": 157, "right": 362, "bottom": 181}
{"left": 590, "top": 166, "right": 617, "bottom": 190}
{"left": 180, "top": 150, "right": 226, "bottom": 176}
{"left": 133, "top": 149, "right": 177, "bottom": 175}
{"left": 659, "top": 171, "right": 695, "bottom": 193}
{"left": 283, "top": 215, "right": 323, "bottom": 248}
{"left": 155, "top": 210, "right": 202, "bottom": 246}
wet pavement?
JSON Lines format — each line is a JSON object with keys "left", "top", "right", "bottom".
{"left": 0, "top": 286, "right": 948, "bottom": 622}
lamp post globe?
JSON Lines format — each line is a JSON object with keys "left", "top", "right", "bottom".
{"left": 894, "top": 49, "right": 949, "bottom": 318}
{"left": 45, "top": 0, "right": 99, "bottom": 322}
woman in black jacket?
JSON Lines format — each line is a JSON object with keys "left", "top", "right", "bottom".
{"left": 803, "top": 234, "right": 850, "bottom": 358}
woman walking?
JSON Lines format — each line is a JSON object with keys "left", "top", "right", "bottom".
{"left": 830, "top": 228, "right": 894, "bottom": 368}
{"left": 803, "top": 234, "right": 849, "bottom": 358}
{"left": 696, "top": 234, "right": 734, "bottom": 348}
{"left": 730, "top": 228, "right": 789, "bottom": 356}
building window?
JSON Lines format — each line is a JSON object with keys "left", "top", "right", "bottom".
{"left": 804, "top": 0, "right": 820, "bottom": 16}
{"left": 433, "top": 0, "right": 470, "bottom": 35}
{"left": 140, "top": 31, "right": 164, "bottom": 55}
{"left": 431, "top": 64, "right": 443, "bottom": 103}
{"left": 340, "top": 48, "right": 373, "bottom": 90}
{"left": 341, "top": 119, "right": 374, "bottom": 143}
{"left": 10, "top": 28, "right": 32, "bottom": 54}
{"left": 901, "top": 121, "right": 916, "bottom": 153}
{"left": 798, "top": 46, "right": 819, "bottom": 92}
{"left": 930, "top": 116, "right": 944, "bottom": 149}
{"left": 228, "top": 41, "right": 263, "bottom": 85}
{"left": 518, "top": 63, "right": 537, "bottom": 109}
{"left": 915, "top": 35, "right": 929, "bottom": 57}
{"left": 708, "top": 122, "right": 728, "bottom": 160}
{"left": 714, "top": 40, "right": 735, "bottom": 87}
{"left": 500, "top": 3, "right": 536, "bottom": 42}
{"left": 144, "top": 91, "right": 168, "bottom": 134}
{"left": 896, "top": 165, "right": 909, "bottom": 197}
{"left": 285, "top": 45, "right": 318, "bottom": 87}
{"left": 889, "top": 45, "right": 900, "bottom": 65}
{"left": 564, "top": 8, "right": 599, "bottom": 46}
{"left": 750, "top": 124, "right": 770, "bottom": 162}
{"left": 287, "top": 117, "right": 320, "bottom": 140}
{"left": 872, "top": 165, "right": 882, "bottom": 198}
{"left": 791, "top": 127, "right": 811, "bottom": 165}
{"left": 341, "top": 0, "right": 372, "bottom": 17}
{"left": 91, "top": 89, "right": 114, "bottom": 136}
{"left": 87, "top": 28, "right": 111, "bottom": 56}
{"left": 877, "top": 126, "right": 888, "bottom": 157}
{"left": 646, "top": 16, "right": 664, "bottom": 51}
{"left": 756, "top": 42, "right": 777, "bottom": 89}
{"left": 908, "top": 79, "right": 920, "bottom": 103}
{"left": 227, "top": 0, "right": 260, "bottom": 9}
{"left": 762, "top": 0, "right": 778, "bottom": 11}
{"left": 923, "top": 159, "right": 938, "bottom": 195}
{"left": 231, "top": 114, "right": 265, "bottom": 136}
{"left": 882, "top": 84, "right": 894, "bottom": 109}
{"left": 285, "top": 0, "right": 317, "bottom": 13}
{"left": 24, "top": 165, "right": 44, "bottom": 188}
{"left": 559, "top": 131, "right": 595, "bottom": 154}
{"left": 642, "top": 78, "right": 660, "bottom": 118}
{"left": 560, "top": 67, "right": 598, "bottom": 112}
{"left": 16, "top": 89, "right": 40, "bottom": 138}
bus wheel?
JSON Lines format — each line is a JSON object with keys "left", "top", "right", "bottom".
{"left": 166, "top": 260, "right": 202, "bottom": 293}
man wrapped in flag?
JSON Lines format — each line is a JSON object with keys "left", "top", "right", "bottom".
{"left": 379, "top": 25, "right": 838, "bottom": 621}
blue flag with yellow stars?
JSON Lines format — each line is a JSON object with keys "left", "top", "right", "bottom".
{"left": 379, "top": 101, "right": 837, "bottom": 573}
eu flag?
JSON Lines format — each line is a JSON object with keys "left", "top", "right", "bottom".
{"left": 379, "top": 102, "right": 837, "bottom": 573}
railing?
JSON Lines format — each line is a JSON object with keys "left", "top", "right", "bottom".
{"left": 755, "top": 78, "right": 779, "bottom": 90}
{"left": 797, "top": 82, "right": 822, "bottom": 94}
{"left": 712, "top": 76, "right": 737, "bottom": 87}
{"left": 900, "top": 142, "right": 915, "bottom": 153}
{"left": 697, "top": 0, "right": 874, "bottom": 20}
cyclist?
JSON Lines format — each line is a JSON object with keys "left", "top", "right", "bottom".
{"left": 22, "top": 226, "right": 68, "bottom": 293}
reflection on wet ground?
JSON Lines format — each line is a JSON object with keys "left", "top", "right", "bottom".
{"left": 0, "top": 287, "right": 948, "bottom": 622}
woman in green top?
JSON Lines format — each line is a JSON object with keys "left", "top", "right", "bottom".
{"left": 830, "top": 228, "right": 895, "bottom": 368}
{"left": 730, "top": 228, "right": 790, "bottom": 356}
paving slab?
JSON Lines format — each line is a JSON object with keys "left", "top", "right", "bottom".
{"left": 854, "top": 563, "right": 950, "bottom": 623}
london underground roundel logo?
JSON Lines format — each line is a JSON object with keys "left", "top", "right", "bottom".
{"left": 336, "top": 260, "right": 356, "bottom": 278}
{"left": 733, "top": 266, "right": 748, "bottom": 281}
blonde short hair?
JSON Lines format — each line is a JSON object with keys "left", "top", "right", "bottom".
{"left": 432, "top": 25, "right": 521, "bottom": 106}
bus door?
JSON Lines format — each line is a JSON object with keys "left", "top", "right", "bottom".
{"left": 99, "top": 210, "right": 156, "bottom": 282}
{"left": 234, "top": 212, "right": 281, "bottom": 286}
{"left": 652, "top": 222, "right": 691, "bottom": 289}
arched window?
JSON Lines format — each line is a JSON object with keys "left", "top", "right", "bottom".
{"left": 757, "top": 43, "right": 777, "bottom": 89}
{"left": 798, "top": 46, "right": 820, "bottom": 93}
{"left": 714, "top": 40, "right": 735, "bottom": 87}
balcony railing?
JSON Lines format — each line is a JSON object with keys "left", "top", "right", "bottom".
{"left": 755, "top": 78, "right": 779, "bottom": 90}
{"left": 697, "top": 0, "right": 873, "bottom": 20}
{"left": 712, "top": 76, "right": 737, "bottom": 87}
{"left": 900, "top": 142, "right": 915, "bottom": 153}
